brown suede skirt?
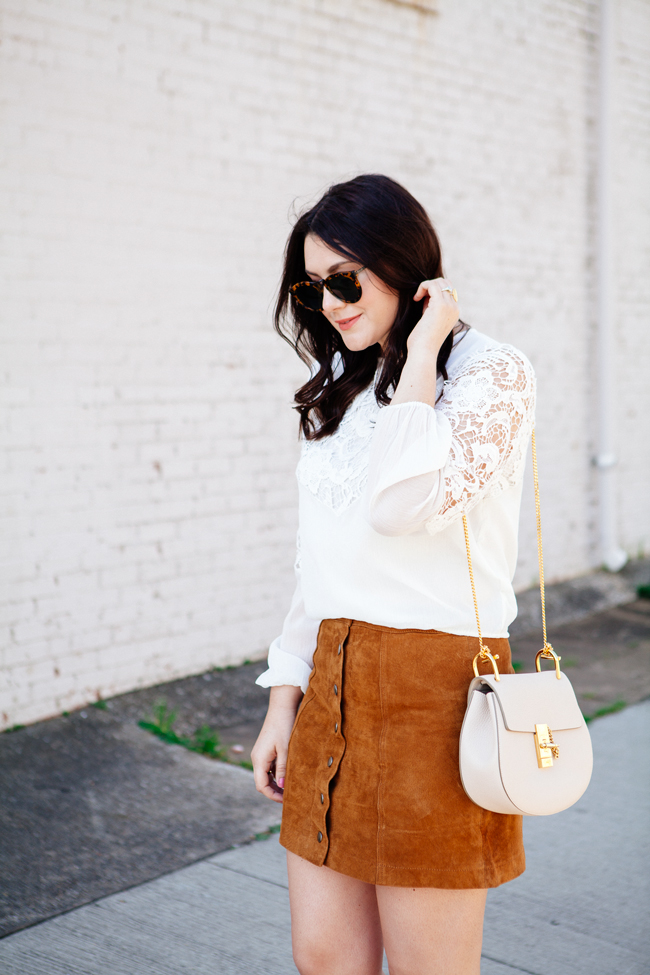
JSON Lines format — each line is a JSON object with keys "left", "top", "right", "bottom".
{"left": 280, "top": 618, "right": 525, "bottom": 889}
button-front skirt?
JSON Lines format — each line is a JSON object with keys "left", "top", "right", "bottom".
{"left": 279, "top": 618, "right": 525, "bottom": 889}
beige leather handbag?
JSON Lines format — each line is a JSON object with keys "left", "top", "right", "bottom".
{"left": 459, "top": 431, "right": 593, "bottom": 817}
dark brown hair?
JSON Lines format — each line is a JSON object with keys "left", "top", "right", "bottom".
{"left": 275, "top": 174, "right": 464, "bottom": 440}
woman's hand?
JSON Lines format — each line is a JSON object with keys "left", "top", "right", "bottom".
{"left": 251, "top": 684, "right": 303, "bottom": 803}
{"left": 408, "top": 277, "right": 460, "bottom": 358}
{"left": 391, "top": 277, "right": 459, "bottom": 408}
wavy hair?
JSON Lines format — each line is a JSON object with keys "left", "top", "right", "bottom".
{"left": 275, "top": 174, "right": 465, "bottom": 440}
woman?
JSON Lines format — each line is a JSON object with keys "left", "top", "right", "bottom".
{"left": 251, "top": 174, "right": 535, "bottom": 975}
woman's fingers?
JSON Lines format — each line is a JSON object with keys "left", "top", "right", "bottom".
{"left": 261, "top": 772, "right": 285, "bottom": 803}
{"left": 253, "top": 764, "right": 285, "bottom": 803}
{"left": 413, "top": 279, "right": 437, "bottom": 302}
{"left": 413, "top": 283, "right": 427, "bottom": 302}
{"left": 406, "top": 277, "right": 460, "bottom": 359}
{"left": 251, "top": 688, "right": 301, "bottom": 803}
{"left": 275, "top": 747, "right": 288, "bottom": 790}
{"left": 252, "top": 743, "right": 275, "bottom": 789}
{"left": 252, "top": 740, "right": 287, "bottom": 803}
{"left": 414, "top": 277, "right": 456, "bottom": 303}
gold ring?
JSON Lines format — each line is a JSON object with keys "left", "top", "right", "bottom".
{"left": 441, "top": 286, "right": 458, "bottom": 302}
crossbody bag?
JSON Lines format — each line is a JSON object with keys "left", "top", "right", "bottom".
{"left": 458, "top": 430, "right": 593, "bottom": 816}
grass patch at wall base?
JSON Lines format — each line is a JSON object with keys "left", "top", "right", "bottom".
{"left": 583, "top": 699, "right": 627, "bottom": 724}
{"left": 138, "top": 699, "right": 251, "bottom": 769}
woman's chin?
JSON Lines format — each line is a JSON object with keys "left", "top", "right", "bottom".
{"left": 341, "top": 331, "right": 378, "bottom": 353}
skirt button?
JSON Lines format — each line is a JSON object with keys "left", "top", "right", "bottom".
{"left": 327, "top": 756, "right": 333, "bottom": 767}
{"left": 338, "top": 643, "right": 342, "bottom": 655}
{"left": 334, "top": 684, "right": 338, "bottom": 695}
{"left": 320, "top": 793, "right": 325, "bottom": 804}
{"left": 334, "top": 722, "right": 338, "bottom": 733}
{"left": 317, "top": 831, "right": 323, "bottom": 843}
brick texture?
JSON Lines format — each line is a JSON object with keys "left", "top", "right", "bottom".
{"left": 1, "top": 0, "right": 648, "bottom": 728}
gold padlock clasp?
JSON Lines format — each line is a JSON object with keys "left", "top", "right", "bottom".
{"left": 534, "top": 723, "right": 559, "bottom": 768}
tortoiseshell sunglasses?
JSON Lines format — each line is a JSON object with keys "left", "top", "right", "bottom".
{"left": 290, "top": 267, "right": 367, "bottom": 312}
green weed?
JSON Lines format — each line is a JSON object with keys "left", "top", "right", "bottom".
{"left": 583, "top": 700, "right": 626, "bottom": 724}
{"left": 92, "top": 700, "right": 108, "bottom": 710}
{"left": 210, "top": 659, "right": 253, "bottom": 673}
{"left": 138, "top": 718, "right": 182, "bottom": 747}
{"left": 637, "top": 584, "right": 650, "bottom": 600}
{"left": 150, "top": 700, "right": 178, "bottom": 736}
{"left": 254, "top": 824, "right": 282, "bottom": 842}
{"left": 191, "top": 724, "right": 224, "bottom": 758}
{"left": 138, "top": 700, "right": 225, "bottom": 759}
{"left": 512, "top": 660, "right": 523, "bottom": 673}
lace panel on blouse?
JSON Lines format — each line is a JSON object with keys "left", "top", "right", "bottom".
{"left": 424, "top": 346, "right": 535, "bottom": 533}
{"left": 296, "top": 345, "right": 535, "bottom": 521}
{"left": 296, "top": 382, "right": 381, "bottom": 514}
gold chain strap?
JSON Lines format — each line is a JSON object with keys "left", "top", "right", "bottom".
{"left": 530, "top": 428, "right": 553, "bottom": 655}
{"left": 461, "top": 514, "right": 488, "bottom": 656}
{"left": 463, "top": 426, "right": 557, "bottom": 676}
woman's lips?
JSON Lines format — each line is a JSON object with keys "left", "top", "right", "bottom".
{"left": 336, "top": 314, "right": 361, "bottom": 331}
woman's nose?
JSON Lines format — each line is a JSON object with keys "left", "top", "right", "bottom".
{"left": 321, "top": 287, "right": 346, "bottom": 312}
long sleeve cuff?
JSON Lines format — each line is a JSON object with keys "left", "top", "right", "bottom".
{"left": 255, "top": 636, "right": 314, "bottom": 694}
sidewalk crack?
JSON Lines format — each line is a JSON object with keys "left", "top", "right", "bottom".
{"left": 206, "top": 861, "right": 289, "bottom": 890}
{"left": 480, "top": 954, "right": 544, "bottom": 975}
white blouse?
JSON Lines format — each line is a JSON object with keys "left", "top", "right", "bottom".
{"left": 256, "top": 328, "right": 536, "bottom": 693}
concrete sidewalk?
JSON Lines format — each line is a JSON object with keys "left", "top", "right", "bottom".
{"left": 1, "top": 701, "right": 648, "bottom": 975}
{"left": 2, "top": 588, "right": 648, "bottom": 937}
{"left": 0, "top": 660, "right": 278, "bottom": 936}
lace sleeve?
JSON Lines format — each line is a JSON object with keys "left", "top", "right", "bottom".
{"left": 364, "top": 346, "right": 535, "bottom": 536}
{"left": 424, "top": 346, "right": 535, "bottom": 534}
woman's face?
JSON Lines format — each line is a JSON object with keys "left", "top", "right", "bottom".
{"left": 303, "top": 234, "right": 400, "bottom": 352}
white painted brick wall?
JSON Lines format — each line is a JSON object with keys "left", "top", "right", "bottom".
{"left": 614, "top": 0, "right": 650, "bottom": 559}
{"left": 1, "top": 0, "right": 648, "bottom": 729}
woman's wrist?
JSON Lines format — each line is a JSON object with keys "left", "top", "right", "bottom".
{"left": 391, "top": 346, "right": 440, "bottom": 407}
{"left": 269, "top": 684, "right": 304, "bottom": 713}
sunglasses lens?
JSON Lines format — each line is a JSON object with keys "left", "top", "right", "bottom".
{"left": 291, "top": 283, "right": 323, "bottom": 310}
{"left": 291, "top": 271, "right": 363, "bottom": 311}
{"left": 327, "top": 272, "right": 362, "bottom": 303}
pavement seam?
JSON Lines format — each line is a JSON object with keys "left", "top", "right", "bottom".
{"left": 480, "top": 953, "right": 544, "bottom": 975}
{"left": 0, "top": 838, "right": 281, "bottom": 941}
{"left": 205, "top": 860, "right": 289, "bottom": 891}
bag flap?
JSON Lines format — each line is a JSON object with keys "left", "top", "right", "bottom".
{"left": 468, "top": 670, "right": 584, "bottom": 732}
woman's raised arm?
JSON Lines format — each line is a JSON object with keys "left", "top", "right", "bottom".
{"left": 365, "top": 346, "right": 535, "bottom": 536}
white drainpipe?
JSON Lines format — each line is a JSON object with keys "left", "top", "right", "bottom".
{"left": 594, "top": 0, "right": 627, "bottom": 572}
